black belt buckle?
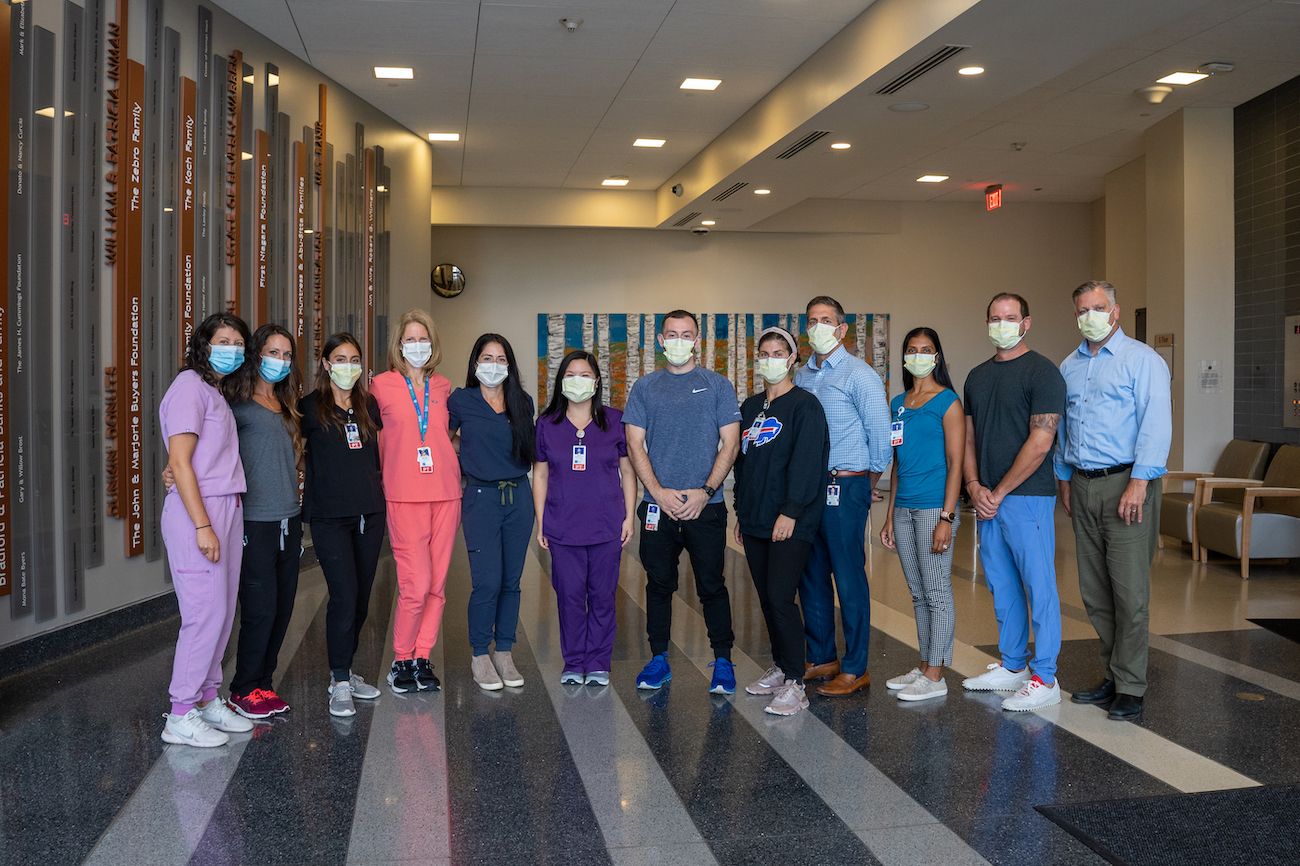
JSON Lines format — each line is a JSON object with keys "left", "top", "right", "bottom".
{"left": 1077, "top": 463, "right": 1133, "bottom": 479}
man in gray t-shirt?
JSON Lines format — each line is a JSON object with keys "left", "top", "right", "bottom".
{"left": 624, "top": 310, "right": 741, "bottom": 695}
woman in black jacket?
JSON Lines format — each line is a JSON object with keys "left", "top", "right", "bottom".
{"left": 733, "top": 326, "right": 830, "bottom": 718}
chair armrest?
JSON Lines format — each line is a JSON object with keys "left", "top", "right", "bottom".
{"left": 1194, "top": 478, "right": 1264, "bottom": 508}
{"left": 1164, "top": 471, "right": 1212, "bottom": 482}
{"left": 1243, "top": 487, "right": 1300, "bottom": 500}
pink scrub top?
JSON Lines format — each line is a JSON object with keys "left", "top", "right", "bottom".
{"left": 371, "top": 369, "right": 461, "bottom": 502}
{"left": 159, "top": 369, "right": 247, "bottom": 497}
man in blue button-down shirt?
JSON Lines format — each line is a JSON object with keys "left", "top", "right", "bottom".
{"left": 794, "top": 296, "right": 892, "bottom": 697}
{"left": 1055, "top": 280, "right": 1172, "bottom": 723}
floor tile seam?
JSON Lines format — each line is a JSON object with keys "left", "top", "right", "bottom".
{"left": 1145, "top": 633, "right": 1300, "bottom": 702}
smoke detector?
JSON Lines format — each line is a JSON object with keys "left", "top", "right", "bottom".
{"left": 560, "top": 18, "right": 582, "bottom": 32}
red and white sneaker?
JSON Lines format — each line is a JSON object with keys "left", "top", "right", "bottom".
{"left": 260, "top": 689, "right": 291, "bottom": 714}
{"left": 1001, "top": 675, "right": 1061, "bottom": 712}
{"left": 228, "top": 690, "right": 276, "bottom": 720}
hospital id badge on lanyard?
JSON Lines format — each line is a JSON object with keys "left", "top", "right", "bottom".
{"left": 890, "top": 404, "right": 905, "bottom": 447}
{"left": 645, "top": 503, "right": 660, "bottom": 531}
{"left": 406, "top": 375, "right": 433, "bottom": 473}
{"left": 417, "top": 446, "right": 434, "bottom": 474}
{"left": 826, "top": 484, "right": 840, "bottom": 507}
{"left": 572, "top": 426, "right": 588, "bottom": 471}
{"left": 345, "top": 422, "right": 362, "bottom": 450}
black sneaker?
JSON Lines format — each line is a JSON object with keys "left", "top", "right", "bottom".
{"left": 387, "top": 659, "right": 419, "bottom": 694}
{"left": 415, "top": 658, "right": 442, "bottom": 691}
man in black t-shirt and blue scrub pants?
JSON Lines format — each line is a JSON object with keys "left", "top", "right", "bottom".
{"left": 962, "top": 292, "right": 1067, "bottom": 713}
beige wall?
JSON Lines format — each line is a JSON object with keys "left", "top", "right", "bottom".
{"left": 1103, "top": 157, "right": 1148, "bottom": 335}
{"left": 428, "top": 202, "right": 1095, "bottom": 404}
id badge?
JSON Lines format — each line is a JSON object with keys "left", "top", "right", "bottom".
{"left": 345, "top": 422, "right": 362, "bottom": 450}
{"left": 890, "top": 420, "right": 904, "bottom": 447}
{"left": 827, "top": 484, "right": 841, "bottom": 507}
{"left": 417, "top": 446, "right": 434, "bottom": 474}
{"left": 645, "top": 503, "right": 661, "bottom": 531}
{"left": 571, "top": 444, "right": 587, "bottom": 472}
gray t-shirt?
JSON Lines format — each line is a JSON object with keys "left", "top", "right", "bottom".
{"left": 963, "top": 350, "right": 1066, "bottom": 497}
{"left": 232, "top": 400, "right": 301, "bottom": 521}
{"left": 622, "top": 366, "right": 742, "bottom": 506}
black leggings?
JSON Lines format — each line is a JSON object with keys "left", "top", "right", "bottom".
{"left": 741, "top": 535, "right": 811, "bottom": 684}
{"left": 312, "top": 513, "right": 387, "bottom": 682}
{"left": 231, "top": 517, "right": 304, "bottom": 695}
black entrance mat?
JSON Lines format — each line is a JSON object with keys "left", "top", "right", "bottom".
{"left": 1036, "top": 785, "right": 1300, "bottom": 866}
{"left": 1249, "top": 618, "right": 1300, "bottom": 646}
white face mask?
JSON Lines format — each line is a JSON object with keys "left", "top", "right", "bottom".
{"left": 661, "top": 337, "right": 695, "bottom": 367}
{"left": 561, "top": 376, "right": 596, "bottom": 403}
{"left": 988, "top": 321, "right": 1024, "bottom": 350}
{"left": 756, "top": 356, "right": 793, "bottom": 384}
{"left": 808, "top": 322, "right": 841, "bottom": 355}
{"left": 1077, "top": 309, "right": 1115, "bottom": 342}
{"left": 476, "top": 361, "right": 508, "bottom": 387}
{"left": 401, "top": 340, "right": 433, "bottom": 368}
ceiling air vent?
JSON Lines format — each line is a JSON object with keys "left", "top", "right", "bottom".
{"left": 875, "top": 45, "right": 967, "bottom": 95}
{"left": 673, "top": 211, "right": 703, "bottom": 227}
{"left": 775, "top": 130, "right": 831, "bottom": 160}
{"left": 711, "top": 182, "right": 749, "bottom": 201}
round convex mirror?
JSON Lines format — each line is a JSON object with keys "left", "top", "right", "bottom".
{"left": 431, "top": 263, "right": 466, "bottom": 298}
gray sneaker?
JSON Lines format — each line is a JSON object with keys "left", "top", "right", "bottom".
{"left": 329, "top": 680, "right": 356, "bottom": 717}
{"left": 491, "top": 651, "right": 525, "bottom": 687}
{"left": 472, "top": 654, "right": 504, "bottom": 691}
{"left": 745, "top": 666, "right": 786, "bottom": 695}
{"left": 764, "top": 680, "right": 809, "bottom": 716}
{"left": 349, "top": 674, "right": 381, "bottom": 701}
{"left": 886, "top": 668, "right": 923, "bottom": 691}
{"left": 897, "top": 675, "right": 948, "bottom": 702}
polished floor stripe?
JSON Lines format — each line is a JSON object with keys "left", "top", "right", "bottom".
{"left": 1163, "top": 626, "right": 1300, "bottom": 683}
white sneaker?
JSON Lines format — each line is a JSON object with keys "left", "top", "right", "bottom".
{"left": 897, "top": 676, "right": 948, "bottom": 702}
{"left": 745, "top": 666, "right": 786, "bottom": 695}
{"left": 560, "top": 671, "right": 584, "bottom": 685}
{"left": 329, "top": 681, "right": 357, "bottom": 717}
{"left": 1001, "top": 677, "right": 1061, "bottom": 712}
{"left": 886, "top": 668, "right": 923, "bottom": 691}
{"left": 162, "top": 709, "right": 230, "bottom": 748}
{"left": 764, "top": 680, "right": 809, "bottom": 716}
{"left": 962, "top": 663, "right": 1031, "bottom": 693}
{"left": 348, "top": 674, "right": 381, "bottom": 701}
{"left": 200, "top": 699, "right": 255, "bottom": 733}
{"left": 585, "top": 671, "right": 610, "bottom": 686}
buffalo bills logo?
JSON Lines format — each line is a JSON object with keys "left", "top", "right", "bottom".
{"left": 750, "top": 417, "right": 783, "bottom": 447}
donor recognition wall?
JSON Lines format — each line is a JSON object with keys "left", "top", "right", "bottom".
{"left": 1, "top": 0, "right": 394, "bottom": 628}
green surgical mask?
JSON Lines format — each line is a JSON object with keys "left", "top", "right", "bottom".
{"left": 808, "top": 322, "right": 840, "bottom": 355}
{"left": 561, "top": 376, "right": 596, "bottom": 403}
{"left": 756, "top": 357, "right": 792, "bottom": 384}
{"left": 1077, "top": 309, "right": 1114, "bottom": 342}
{"left": 662, "top": 338, "right": 694, "bottom": 367}
{"left": 988, "top": 321, "right": 1024, "bottom": 350}
{"left": 904, "top": 353, "right": 937, "bottom": 378}
{"left": 329, "top": 362, "right": 362, "bottom": 390}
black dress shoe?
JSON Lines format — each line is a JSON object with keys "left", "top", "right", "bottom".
{"left": 1107, "top": 693, "right": 1144, "bottom": 721}
{"left": 1071, "top": 678, "right": 1115, "bottom": 705}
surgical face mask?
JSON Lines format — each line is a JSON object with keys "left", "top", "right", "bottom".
{"left": 476, "top": 361, "right": 508, "bottom": 387}
{"left": 808, "top": 322, "right": 841, "bottom": 355}
{"left": 987, "top": 320, "right": 1024, "bottom": 350}
{"left": 209, "top": 344, "right": 245, "bottom": 375}
{"left": 561, "top": 376, "right": 596, "bottom": 403}
{"left": 401, "top": 340, "right": 433, "bottom": 368}
{"left": 756, "top": 356, "right": 793, "bottom": 384}
{"left": 661, "top": 337, "right": 695, "bottom": 367}
{"left": 1077, "top": 309, "right": 1115, "bottom": 342}
{"left": 904, "top": 353, "right": 937, "bottom": 378}
{"left": 259, "top": 356, "right": 291, "bottom": 384}
{"left": 329, "top": 362, "right": 362, "bottom": 391}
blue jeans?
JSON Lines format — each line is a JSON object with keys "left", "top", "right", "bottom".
{"left": 800, "top": 474, "right": 871, "bottom": 676}
{"left": 977, "top": 494, "right": 1061, "bottom": 683}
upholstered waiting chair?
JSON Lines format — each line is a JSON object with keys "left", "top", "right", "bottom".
{"left": 1195, "top": 444, "right": 1300, "bottom": 578}
{"left": 1159, "top": 439, "right": 1269, "bottom": 559}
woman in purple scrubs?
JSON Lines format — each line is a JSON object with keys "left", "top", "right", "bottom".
{"left": 532, "top": 350, "right": 636, "bottom": 686}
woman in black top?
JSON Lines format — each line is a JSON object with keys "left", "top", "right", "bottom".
{"left": 733, "top": 326, "right": 830, "bottom": 718}
{"left": 299, "top": 332, "right": 388, "bottom": 719}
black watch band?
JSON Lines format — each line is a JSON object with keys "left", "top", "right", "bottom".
{"left": 702, "top": 484, "right": 716, "bottom": 497}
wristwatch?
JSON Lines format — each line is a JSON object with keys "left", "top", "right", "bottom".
{"left": 939, "top": 511, "right": 956, "bottom": 524}
{"left": 702, "top": 484, "right": 717, "bottom": 497}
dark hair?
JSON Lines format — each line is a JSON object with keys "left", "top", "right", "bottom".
{"left": 758, "top": 327, "right": 799, "bottom": 362}
{"left": 541, "top": 350, "right": 608, "bottom": 432}
{"left": 312, "top": 332, "right": 377, "bottom": 441}
{"left": 805, "top": 295, "right": 846, "bottom": 323}
{"left": 986, "top": 292, "right": 1029, "bottom": 319}
{"left": 223, "top": 323, "right": 306, "bottom": 464}
{"left": 183, "top": 312, "right": 252, "bottom": 386}
{"left": 465, "top": 333, "right": 536, "bottom": 464}
{"left": 661, "top": 310, "right": 699, "bottom": 333}
{"left": 901, "top": 327, "right": 956, "bottom": 392}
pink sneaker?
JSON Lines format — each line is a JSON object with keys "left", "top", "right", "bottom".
{"left": 260, "top": 689, "right": 291, "bottom": 714}
{"left": 228, "top": 690, "right": 275, "bottom": 720}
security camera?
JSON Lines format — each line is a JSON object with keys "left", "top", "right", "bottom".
{"left": 672, "top": 183, "right": 684, "bottom": 197}
{"left": 691, "top": 226, "right": 710, "bottom": 236}
{"left": 1136, "top": 85, "right": 1173, "bottom": 105}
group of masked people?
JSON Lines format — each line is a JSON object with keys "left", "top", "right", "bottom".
{"left": 158, "top": 278, "right": 1170, "bottom": 746}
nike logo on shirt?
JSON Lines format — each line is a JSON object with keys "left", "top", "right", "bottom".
{"left": 692, "top": 388, "right": 708, "bottom": 393}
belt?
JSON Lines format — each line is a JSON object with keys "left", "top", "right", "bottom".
{"left": 829, "top": 469, "right": 868, "bottom": 478}
{"left": 1073, "top": 463, "right": 1133, "bottom": 479}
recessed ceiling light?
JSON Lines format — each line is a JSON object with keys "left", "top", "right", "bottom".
{"left": 753, "top": 188, "right": 771, "bottom": 195}
{"left": 428, "top": 132, "right": 461, "bottom": 142}
{"left": 633, "top": 138, "right": 666, "bottom": 148}
{"left": 830, "top": 142, "right": 852, "bottom": 150}
{"left": 700, "top": 220, "right": 716, "bottom": 226}
{"left": 680, "top": 78, "right": 722, "bottom": 91}
{"left": 374, "top": 66, "right": 414, "bottom": 80}
{"left": 916, "top": 174, "right": 949, "bottom": 183}
{"left": 889, "top": 101, "right": 930, "bottom": 112}
{"left": 602, "top": 176, "right": 630, "bottom": 187}
{"left": 957, "top": 66, "right": 985, "bottom": 76}
{"left": 1157, "top": 71, "right": 1208, "bottom": 85}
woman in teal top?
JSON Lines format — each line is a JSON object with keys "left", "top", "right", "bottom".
{"left": 880, "top": 327, "right": 964, "bottom": 703}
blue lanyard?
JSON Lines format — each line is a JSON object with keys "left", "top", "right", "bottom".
{"left": 404, "top": 375, "right": 430, "bottom": 442}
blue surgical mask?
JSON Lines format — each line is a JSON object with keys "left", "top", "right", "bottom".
{"left": 210, "top": 344, "right": 245, "bottom": 375}
{"left": 259, "top": 356, "right": 291, "bottom": 384}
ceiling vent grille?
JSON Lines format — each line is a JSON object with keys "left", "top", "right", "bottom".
{"left": 775, "top": 130, "right": 831, "bottom": 160}
{"left": 875, "top": 45, "right": 967, "bottom": 94}
{"left": 711, "top": 182, "right": 749, "bottom": 201}
{"left": 672, "top": 211, "right": 703, "bottom": 227}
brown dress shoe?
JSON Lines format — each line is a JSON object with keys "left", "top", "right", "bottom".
{"left": 804, "top": 660, "right": 841, "bottom": 681}
{"left": 816, "top": 672, "right": 871, "bottom": 697}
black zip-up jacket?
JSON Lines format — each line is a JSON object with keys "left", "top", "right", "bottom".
{"left": 734, "top": 386, "right": 830, "bottom": 544}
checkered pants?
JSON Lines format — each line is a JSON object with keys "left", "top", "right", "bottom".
{"left": 893, "top": 506, "right": 958, "bottom": 666}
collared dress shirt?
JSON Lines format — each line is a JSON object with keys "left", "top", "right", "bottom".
{"left": 794, "top": 344, "right": 891, "bottom": 474}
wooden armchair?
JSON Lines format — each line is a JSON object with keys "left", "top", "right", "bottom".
{"left": 1194, "top": 445, "right": 1300, "bottom": 578}
{"left": 1159, "top": 439, "right": 1269, "bottom": 559}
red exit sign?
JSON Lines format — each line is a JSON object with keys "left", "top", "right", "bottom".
{"left": 985, "top": 184, "right": 1003, "bottom": 211}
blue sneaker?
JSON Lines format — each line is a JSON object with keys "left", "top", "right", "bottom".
{"left": 709, "top": 658, "right": 736, "bottom": 695}
{"left": 636, "top": 655, "right": 672, "bottom": 690}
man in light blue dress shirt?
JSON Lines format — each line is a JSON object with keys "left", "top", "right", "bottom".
{"left": 795, "top": 296, "right": 892, "bottom": 697}
{"left": 1055, "top": 280, "right": 1172, "bottom": 723}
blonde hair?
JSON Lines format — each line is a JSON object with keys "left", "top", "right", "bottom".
{"left": 388, "top": 308, "right": 443, "bottom": 374}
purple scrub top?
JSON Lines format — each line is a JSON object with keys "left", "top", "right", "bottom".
{"left": 535, "top": 406, "right": 627, "bottom": 546}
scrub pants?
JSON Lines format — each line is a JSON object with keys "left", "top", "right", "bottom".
{"left": 230, "top": 516, "right": 304, "bottom": 696}
{"left": 977, "top": 495, "right": 1062, "bottom": 683}
{"left": 163, "top": 491, "right": 243, "bottom": 715}
{"left": 314, "top": 512, "right": 387, "bottom": 683}
{"left": 463, "top": 477, "right": 535, "bottom": 656}
{"left": 388, "top": 499, "right": 462, "bottom": 659}
{"left": 548, "top": 539, "right": 622, "bottom": 673}
{"left": 800, "top": 474, "right": 872, "bottom": 676}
